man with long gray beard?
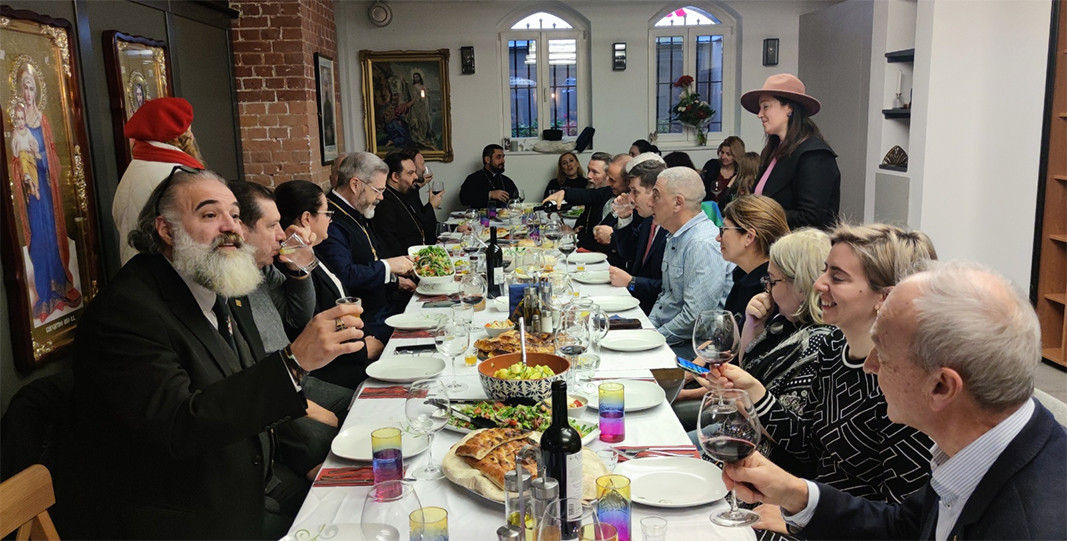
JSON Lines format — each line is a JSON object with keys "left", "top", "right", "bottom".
{"left": 57, "top": 168, "right": 365, "bottom": 540}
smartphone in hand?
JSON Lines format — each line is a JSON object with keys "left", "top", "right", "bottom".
{"left": 677, "top": 356, "right": 710, "bottom": 375}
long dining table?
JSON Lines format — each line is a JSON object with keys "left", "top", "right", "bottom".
{"left": 285, "top": 255, "right": 756, "bottom": 541}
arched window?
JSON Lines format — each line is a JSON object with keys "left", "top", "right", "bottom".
{"left": 502, "top": 10, "right": 587, "bottom": 140}
{"left": 649, "top": 5, "right": 736, "bottom": 145}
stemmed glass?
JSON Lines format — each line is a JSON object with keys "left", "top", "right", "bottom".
{"left": 517, "top": 188, "right": 527, "bottom": 203}
{"left": 556, "top": 311, "right": 591, "bottom": 390}
{"left": 696, "top": 389, "right": 762, "bottom": 527}
{"left": 404, "top": 379, "right": 450, "bottom": 480}
{"left": 434, "top": 321, "right": 471, "bottom": 392}
{"left": 557, "top": 232, "right": 576, "bottom": 270}
{"left": 435, "top": 223, "right": 452, "bottom": 245}
{"left": 692, "top": 309, "right": 741, "bottom": 368}
{"left": 460, "top": 272, "right": 487, "bottom": 308}
{"left": 362, "top": 480, "right": 423, "bottom": 541}
{"left": 543, "top": 219, "right": 562, "bottom": 248}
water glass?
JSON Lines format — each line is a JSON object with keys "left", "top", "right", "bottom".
{"left": 410, "top": 506, "right": 448, "bottom": 541}
{"left": 279, "top": 231, "right": 318, "bottom": 273}
{"left": 451, "top": 303, "right": 474, "bottom": 327}
{"left": 598, "top": 383, "right": 625, "bottom": 443}
{"left": 595, "top": 475, "right": 631, "bottom": 541}
{"left": 362, "top": 480, "right": 421, "bottom": 541}
{"left": 574, "top": 353, "right": 599, "bottom": 394}
{"left": 639, "top": 516, "right": 667, "bottom": 541}
{"left": 370, "top": 427, "right": 404, "bottom": 487}
{"left": 595, "top": 448, "right": 618, "bottom": 472}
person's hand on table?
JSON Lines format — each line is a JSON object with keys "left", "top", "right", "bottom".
{"left": 385, "top": 255, "right": 414, "bottom": 276}
{"left": 366, "top": 335, "right": 384, "bottom": 360}
{"left": 305, "top": 399, "right": 339, "bottom": 427}
{"left": 722, "top": 450, "right": 810, "bottom": 514}
{"left": 290, "top": 304, "right": 366, "bottom": 370}
{"left": 397, "top": 276, "right": 416, "bottom": 292}
{"left": 456, "top": 223, "right": 472, "bottom": 233}
{"left": 609, "top": 266, "right": 632, "bottom": 287}
{"left": 541, "top": 191, "right": 566, "bottom": 206}
{"left": 753, "top": 504, "right": 789, "bottom": 534}
{"left": 489, "top": 189, "right": 511, "bottom": 203}
{"left": 593, "top": 225, "right": 613, "bottom": 245}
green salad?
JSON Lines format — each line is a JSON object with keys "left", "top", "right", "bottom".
{"left": 448, "top": 400, "right": 596, "bottom": 437}
{"left": 415, "top": 246, "right": 454, "bottom": 277}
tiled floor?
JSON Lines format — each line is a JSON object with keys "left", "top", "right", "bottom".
{"left": 1036, "top": 360, "right": 1067, "bottom": 403}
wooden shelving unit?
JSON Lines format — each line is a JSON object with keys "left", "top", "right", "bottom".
{"left": 1034, "top": 1, "right": 1066, "bottom": 368}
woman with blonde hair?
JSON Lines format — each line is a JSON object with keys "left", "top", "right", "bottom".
{"left": 542, "top": 151, "right": 587, "bottom": 197}
{"left": 708, "top": 223, "right": 937, "bottom": 533}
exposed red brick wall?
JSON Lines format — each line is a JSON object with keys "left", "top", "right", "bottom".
{"left": 230, "top": 0, "right": 341, "bottom": 188}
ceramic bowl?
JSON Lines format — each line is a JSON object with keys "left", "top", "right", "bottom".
{"left": 477, "top": 352, "right": 570, "bottom": 401}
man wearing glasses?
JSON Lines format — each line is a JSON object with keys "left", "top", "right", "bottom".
{"left": 317, "top": 152, "right": 415, "bottom": 343}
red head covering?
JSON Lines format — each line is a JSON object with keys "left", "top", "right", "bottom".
{"left": 124, "top": 97, "right": 194, "bottom": 141}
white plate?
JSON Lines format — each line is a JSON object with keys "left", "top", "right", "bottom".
{"left": 567, "top": 252, "right": 608, "bottom": 264}
{"left": 416, "top": 280, "right": 459, "bottom": 296}
{"left": 365, "top": 356, "right": 445, "bottom": 383}
{"left": 589, "top": 295, "right": 641, "bottom": 313}
{"left": 615, "top": 456, "right": 726, "bottom": 508}
{"left": 385, "top": 313, "right": 446, "bottom": 330}
{"left": 586, "top": 379, "right": 666, "bottom": 412}
{"left": 572, "top": 270, "right": 610, "bottom": 284}
{"left": 599, "top": 330, "right": 667, "bottom": 352}
{"left": 330, "top": 423, "right": 429, "bottom": 461}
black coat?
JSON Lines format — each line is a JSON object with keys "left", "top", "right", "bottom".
{"left": 758, "top": 136, "right": 840, "bottom": 230}
{"left": 459, "top": 168, "right": 518, "bottom": 208}
{"left": 372, "top": 185, "right": 428, "bottom": 258}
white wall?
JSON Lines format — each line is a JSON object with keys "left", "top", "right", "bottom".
{"left": 335, "top": 0, "right": 834, "bottom": 210}
{"left": 912, "top": 0, "right": 1051, "bottom": 287}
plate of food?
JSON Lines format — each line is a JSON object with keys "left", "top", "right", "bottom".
{"left": 588, "top": 295, "right": 641, "bottom": 313}
{"left": 473, "top": 329, "right": 556, "bottom": 359}
{"left": 615, "top": 456, "right": 727, "bottom": 508}
{"left": 563, "top": 205, "right": 585, "bottom": 218}
{"left": 572, "top": 270, "right": 610, "bottom": 284}
{"left": 444, "top": 400, "right": 599, "bottom": 444}
{"left": 385, "top": 313, "right": 446, "bottom": 330}
{"left": 441, "top": 428, "right": 609, "bottom": 504}
{"left": 585, "top": 379, "right": 666, "bottom": 412}
{"left": 331, "top": 423, "right": 429, "bottom": 461}
{"left": 365, "top": 355, "right": 445, "bottom": 383}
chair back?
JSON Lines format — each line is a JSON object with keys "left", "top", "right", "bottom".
{"left": 0, "top": 464, "right": 61, "bottom": 540}
{"left": 1034, "top": 388, "right": 1067, "bottom": 427}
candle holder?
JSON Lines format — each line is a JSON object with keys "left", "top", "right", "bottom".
{"left": 893, "top": 92, "right": 906, "bottom": 109}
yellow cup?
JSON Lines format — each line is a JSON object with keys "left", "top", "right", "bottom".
{"left": 410, "top": 506, "right": 448, "bottom": 540}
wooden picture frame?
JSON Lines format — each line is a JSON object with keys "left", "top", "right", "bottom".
{"left": 0, "top": 7, "right": 104, "bottom": 370}
{"left": 315, "top": 53, "right": 338, "bottom": 165}
{"left": 102, "top": 31, "right": 173, "bottom": 169}
{"left": 360, "top": 49, "right": 453, "bottom": 162}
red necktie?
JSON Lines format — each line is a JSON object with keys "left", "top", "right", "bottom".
{"left": 643, "top": 223, "right": 658, "bottom": 264}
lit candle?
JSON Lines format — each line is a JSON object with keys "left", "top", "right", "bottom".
{"left": 896, "top": 70, "right": 903, "bottom": 95}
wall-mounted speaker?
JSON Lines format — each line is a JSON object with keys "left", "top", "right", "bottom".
{"left": 368, "top": 1, "right": 392, "bottom": 27}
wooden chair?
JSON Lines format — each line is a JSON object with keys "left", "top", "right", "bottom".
{"left": 0, "top": 464, "right": 61, "bottom": 540}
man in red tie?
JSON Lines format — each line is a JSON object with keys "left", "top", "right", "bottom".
{"left": 608, "top": 154, "right": 669, "bottom": 314}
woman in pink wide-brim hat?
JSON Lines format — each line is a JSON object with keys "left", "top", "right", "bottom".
{"left": 740, "top": 73, "right": 841, "bottom": 231}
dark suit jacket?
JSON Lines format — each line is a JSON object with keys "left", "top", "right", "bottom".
{"left": 613, "top": 214, "right": 666, "bottom": 314}
{"left": 306, "top": 265, "right": 372, "bottom": 389}
{"left": 803, "top": 400, "right": 1067, "bottom": 540}
{"left": 404, "top": 188, "right": 439, "bottom": 244}
{"left": 563, "top": 186, "right": 615, "bottom": 254}
{"left": 60, "top": 253, "right": 307, "bottom": 539}
{"left": 372, "top": 185, "right": 428, "bottom": 258}
{"left": 317, "top": 191, "right": 395, "bottom": 339}
{"left": 758, "top": 136, "right": 840, "bottom": 230}
{"left": 459, "top": 168, "right": 518, "bottom": 208}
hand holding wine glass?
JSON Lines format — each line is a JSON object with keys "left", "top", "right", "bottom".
{"left": 696, "top": 388, "right": 763, "bottom": 527}
{"left": 405, "top": 379, "right": 450, "bottom": 480}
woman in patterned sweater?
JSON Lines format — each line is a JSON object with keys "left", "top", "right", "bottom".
{"left": 709, "top": 224, "right": 937, "bottom": 533}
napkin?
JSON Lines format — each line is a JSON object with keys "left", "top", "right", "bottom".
{"left": 614, "top": 445, "right": 701, "bottom": 462}
{"left": 313, "top": 466, "right": 376, "bottom": 487}
{"left": 391, "top": 329, "right": 434, "bottom": 339}
{"left": 358, "top": 386, "right": 410, "bottom": 399}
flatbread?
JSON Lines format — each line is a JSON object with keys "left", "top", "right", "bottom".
{"left": 454, "top": 427, "right": 529, "bottom": 460}
{"left": 462, "top": 438, "right": 537, "bottom": 489}
{"left": 474, "top": 330, "right": 556, "bottom": 358}
{"left": 442, "top": 430, "right": 610, "bottom": 503}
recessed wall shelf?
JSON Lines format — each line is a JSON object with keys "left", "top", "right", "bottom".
{"left": 878, "top": 164, "right": 907, "bottom": 172}
{"left": 882, "top": 108, "right": 911, "bottom": 119}
{"left": 885, "top": 48, "right": 915, "bottom": 62}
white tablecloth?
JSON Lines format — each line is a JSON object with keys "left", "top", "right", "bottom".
{"left": 285, "top": 261, "right": 755, "bottom": 541}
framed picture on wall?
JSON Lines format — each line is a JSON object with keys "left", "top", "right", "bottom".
{"left": 103, "top": 31, "right": 173, "bottom": 169}
{"left": 0, "top": 6, "right": 104, "bottom": 370}
{"left": 315, "top": 53, "right": 338, "bottom": 165}
{"left": 359, "top": 49, "right": 453, "bottom": 162}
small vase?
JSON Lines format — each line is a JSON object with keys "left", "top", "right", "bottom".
{"left": 696, "top": 130, "right": 707, "bottom": 146}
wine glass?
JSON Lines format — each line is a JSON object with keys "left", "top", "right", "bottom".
{"left": 362, "top": 480, "right": 423, "bottom": 541}
{"left": 538, "top": 498, "right": 616, "bottom": 541}
{"left": 557, "top": 232, "right": 576, "bottom": 269}
{"left": 518, "top": 188, "right": 527, "bottom": 203}
{"left": 556, "top": 311, "right": 591, "bottom": 388}
{"left": 543, "top": 219, "right": 562, "bottom": 248}
{"left": 692, "top": 309, "right": 740, "bottom": 368}
{"left": 696, "top": 388, "right": 762, "bottom": 527}
{"left": 434, "top": 321, "right": 471, "bottom": 392}
{"left": 404, "top": 379, "right": 450, "bottom": 480}
{"left": 435, "top": 223, "right": 452, "bottom": 245}
{"left": 460, "top": 272, "right": 487, "bottom": 308}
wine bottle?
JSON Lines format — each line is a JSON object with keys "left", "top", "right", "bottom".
{"left": 540, "top": 381, "right": 582, "bottom": 540}
{"left": 487, "top": 227, "right": 505, "bottom": 299}
{"left": 532, "top": 200, "right": 574, "bottom": 214}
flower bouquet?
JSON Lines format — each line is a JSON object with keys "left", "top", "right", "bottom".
{"left": 671, "top": 75, "right": 715, "bottom": 145}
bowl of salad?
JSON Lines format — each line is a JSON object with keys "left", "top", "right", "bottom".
{"left": 478, "top": 352, "right": 570, "bottom": 401}
{"left": 413, "top": 245, "right": 455, "bottom": 286}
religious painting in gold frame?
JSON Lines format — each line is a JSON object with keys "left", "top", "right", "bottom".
{"left": 103, "top": 31, "right": 173, "bottom": 168}
{"left": 360, "top": 49, "right": 453, "bottom": 162}
{"left": 0, "top": 6, "right": 104, "bottom": 370}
